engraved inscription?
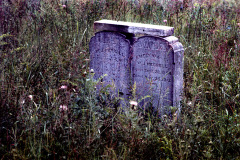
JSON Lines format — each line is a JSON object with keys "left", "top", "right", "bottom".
{"left": 90, "top": 31, "right": 130, "bottom": 96}
{"left": 132, "top": 36, "right": 174, "bottom": 108}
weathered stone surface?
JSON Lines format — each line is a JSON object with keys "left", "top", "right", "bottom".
{"left": 90, "top": 20, "right": 184, "bottom": 114}
{"left": 94, "top": 20, "right": 174, "bottom": 37}
{"left": 132, "top": 36, "right": 184, "bottom": 113}
{"left": 90, "top": 31, "right": 131, "bottom": 97}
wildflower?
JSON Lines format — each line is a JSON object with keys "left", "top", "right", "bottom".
{"left": 180, "top": 140, "right": 185, "bottom": 144}
{"left": 237, "top": 23, "right": 240, "bottom": 28}
{"left": 163, "top": 19, "right": 167, "bottom": 23}
{"left": 130, "top": 100, "right": 138, "bottom": 106}
{"left": 28, "top": 95, "right": 33, "bottom": 101}
{"left": 59, "top": 85, "right": 67, "bottom": 89}
{"left": 62, "top": 4, "right": 66, "bottom": 8}
{"left": 187, "top": 101, "right": 192, "bottom": 106}
{"left": 163, "top": 115, "right": 167, "bottom": 120}
{"left": 90, "top": 69, "right": 94, "bottom": 73}
{"left": 194, "top": 2, "right": 199, "bottom": 8}
{"left": 209, "top": 140, "right": 213, "bottom": 145}
{"left": 59, "top": 105, "right": 68, "bottom": 111}
{"left": 21, "top": 99, "right": 25, "bottom": 105}
{"left": 168, "top": 123, "right": 173, "bottom": 129}
{"left": 186, "top": 129, "right": 191, "bottom": 135}
{"left": 130, "top": 100, "right": 138, "bottom": 110}
{"left": 195, "top": 116, "right": 204, "bottom": 125}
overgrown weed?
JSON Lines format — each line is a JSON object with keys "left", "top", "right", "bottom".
{"left": 0, "top": 0, "right": 240, "bottom": 159}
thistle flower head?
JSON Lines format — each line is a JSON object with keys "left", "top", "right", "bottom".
{"left": 130, "top": 100, "right": 138, "bottom": 106}
{"left": 60, "top": 85, "right": 67, "bottom": 89}
{"left": 59, "top": 105, "right": 68, "bottom": 111}
{"left": 28, "top": 95, "right": 33, "bottom": 101}
{"left": 130, "top": 100, "right": 138, "bottom": 110}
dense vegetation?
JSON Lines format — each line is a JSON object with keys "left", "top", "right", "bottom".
{"left": 1, "top": 0, "right": 239, "bottom": 159}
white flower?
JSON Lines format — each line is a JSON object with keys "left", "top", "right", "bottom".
{"left": 130, "top": 100, "right": 138, "bottom": 110}
{"left": 163, "top": 115, "right": 167, "bottom": 120}
{"left": 21, "top": 99, "right": 25, "bottom": 104}
{"left": 187, "top": 101, "right": 192, "bottom": 106}
{"left": 129, "top": 100, "right": 138, "bottom": 106}
{"left": 90, "top": 69, "right": 94, "bottom": 73}
{"left": 59, "top": 105, "right": 68, "bottom": 111}
{"left": 28, "top": 95, "right": 33, "bottom": 101}
{"left": 59, "top": 85, "right": 67, "bottom": 89}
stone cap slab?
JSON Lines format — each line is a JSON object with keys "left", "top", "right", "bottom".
{"left": 94, "top": 20, "right": 174, "bottom": 37}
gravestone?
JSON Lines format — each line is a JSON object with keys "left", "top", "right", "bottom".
{"left": 89, "top": 31, "right": 131, "bottom": 98}
{"left": 132, "top": 36, "right": 184, "bottom": 113}
{"left": 90, "top": 20, "right": 184, "bottom": 113}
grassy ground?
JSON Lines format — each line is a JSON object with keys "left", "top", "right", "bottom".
{"left": 0, "top": 0, "right": 240, "bottom": 159}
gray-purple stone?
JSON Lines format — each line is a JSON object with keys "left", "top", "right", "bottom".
{"left": 132, "top": 36, "right": 184, "bottom": 114}
{"left": 90, "top": 31, "right": 131, "bottom": 98}
{"left": 94, "top": 20, "right": 174, "bottom": 37}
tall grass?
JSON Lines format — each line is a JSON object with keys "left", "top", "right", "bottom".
{"left": 1, "top": 0, "right": 240, "bottom": 159}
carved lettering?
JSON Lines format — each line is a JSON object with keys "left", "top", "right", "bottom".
{"left": 90, "top": 31, "right": 130, "bottom": 97}
{"left": 132, "top": 36, "right": 174, "bottom": 108}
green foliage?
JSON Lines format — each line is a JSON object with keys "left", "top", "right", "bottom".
{"left": 0, "top": 0, "right": 240, "bottom": 159}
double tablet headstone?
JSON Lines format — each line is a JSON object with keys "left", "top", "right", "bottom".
{"left": 90, "top": 20, "right": 184, "bottom": 114}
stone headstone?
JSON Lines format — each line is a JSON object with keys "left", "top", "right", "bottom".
{"left": 90, "top": 20, "right": 184, "bottom": 113}
{"left": 132, "top": 36, "right": 184, "bottom": 113}
{"left": 94, "top": 19, "right": 174, "bottom": 37}
{"left": 89, "top": 31, "right": 131, "bottom": 97}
